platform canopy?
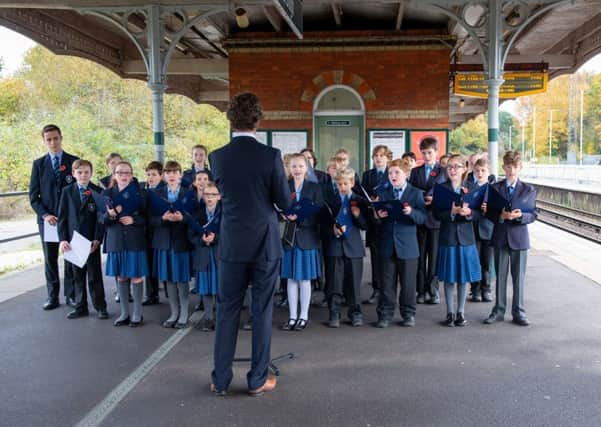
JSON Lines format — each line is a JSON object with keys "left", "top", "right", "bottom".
{"left": 0, "top": 0, "right": 600, "bottom": 129}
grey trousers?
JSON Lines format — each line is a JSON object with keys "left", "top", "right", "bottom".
{"left": 492, "top": 248, "right": 528, "bottom": 319}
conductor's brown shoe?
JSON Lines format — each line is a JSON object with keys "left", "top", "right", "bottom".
{"left": 248, "top": 376, "right": 277, "bottom": 396}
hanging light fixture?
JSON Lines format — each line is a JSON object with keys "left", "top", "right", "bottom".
{"left": 459, "top": 98, "right": 465, "bottom": 108}
{"left": 235, "top": 7, "right": 249, "bottom": 28}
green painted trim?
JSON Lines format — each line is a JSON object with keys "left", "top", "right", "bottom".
{"left": 154, "top": 132, "right": 164, "bottom": 146}
{"left": 488, "top": 128, "right": 499, "bottom": 141}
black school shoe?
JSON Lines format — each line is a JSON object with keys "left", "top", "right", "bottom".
{"left": 445, "top": 313, "right": 455, "bottom": 327}
{"left": 454, "top": 313, "right": 468, "bottom": 327}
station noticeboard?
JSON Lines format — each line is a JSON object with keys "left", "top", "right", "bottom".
{"left": 454, "top": 71, "right": 548, "bottom": 98}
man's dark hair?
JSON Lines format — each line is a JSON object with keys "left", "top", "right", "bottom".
{"left": 42, "top": 124, "right": 62, "bottom": 137}
{"left": 419, "top": 137, "right": 438, "bottom": 151}
{"left": 227, "top": 92, "right": 263, "bottom": 130}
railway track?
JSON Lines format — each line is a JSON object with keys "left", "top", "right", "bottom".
{"left": 536, "top": 199, "right": 601, "bottom": 244}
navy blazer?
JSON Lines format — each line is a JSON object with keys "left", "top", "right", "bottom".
{"left": 433, "top": 181, "right": 479, "bottom": 247}
{"left": 182, "top": 164, "right": 212, "bottom": 187}
{"left": 287, "top": 179, "right": 323, "bottom": 250}
{"left": 322, "top": 191, "right": 367, "bottom": 258}
{"left": 361, "top": 168, "right": 389, "bottom": 197}
{"left": 361, "top": 167, "right": 389, "bottom": 246}
{"left": 375, "top": 183, "right": 426, "bottom": 260}
{"left": 29, "top": 151, "right": 79, "bottom": 224}
{"left": 188, "top": 204, "right": 220, "bottom": 271}
{"left": 488, "top": 180, "right": 537, "bottom": 250}
{"left": 101, "top": 186, "right": 147, "bottom": 252}
{"left": 314, "top": 169, "right": 329, "bottom": 185}
{"left": 464, "top": 179, "right": 495, "bottom": 241}
{"left": 209, "top": 136, "right": 292, "bottom": 262}
{"left": 408, "top": 163, "right": 447, "bottom": 230}
{"left": 149, "top": 185, "right": 192, "bottom": 252}
{"left": 57, "top": 182, "right": 104, "bottom": 243}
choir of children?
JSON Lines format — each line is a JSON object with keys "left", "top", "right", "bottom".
{"left": 44, "top": 121, "right": 536, "bottom": 330}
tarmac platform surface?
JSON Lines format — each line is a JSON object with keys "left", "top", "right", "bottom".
{"left": 1, "top": 222, "right": 600, "bottom": 427}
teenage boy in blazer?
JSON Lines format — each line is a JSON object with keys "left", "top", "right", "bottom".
{"left": 361, "top": 144, "right": 392, "bottom": 305}
{"left": 323, "top": 167, "right": 368, "bottom": 328}
{"left": 58, "top": 159, "right": 108, "bottom": 319}
{"left": 484, "top": 151, "right": 537, "bottom": 326}
{"left": 374, "top": 158, "right": 426, "bottom": 327}
{"left": 29, "top": 124, "right": 79, "bottom": 310}
{"left": 183, "top": 144, "right": 212, "bottom": 186}
{"left": 408, "top": 137, "right": 446, "bottom": 305}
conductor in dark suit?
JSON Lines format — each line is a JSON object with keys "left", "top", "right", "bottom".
{"left": 209, "top": 93, "right": 292, "bottom": 396}
{"left": 29, "top": 124, "right": 79, "bottom": 310}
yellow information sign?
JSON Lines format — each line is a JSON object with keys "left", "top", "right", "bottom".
{"left": 454, "top": 71, "right": 548, "bottom": 98}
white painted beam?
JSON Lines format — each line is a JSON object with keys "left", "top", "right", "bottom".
{"left": 197, "top": 90, "right": 229, "bottom": 102}
{"left": 331, "top": 3, "right": 342, "bottom": 28}
{"left": 262, "top": 5, "right": 282, "bottom": 32}
{"left": 395, "top": 1, "right": 405, "bottom": 30}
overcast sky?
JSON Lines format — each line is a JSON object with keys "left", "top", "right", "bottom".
{"left": 2, "top": 25, "right": 601, "bottom": 76}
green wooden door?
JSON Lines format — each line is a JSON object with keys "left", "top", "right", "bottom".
{"left": 314, "top": 115, "right": 364, "bottom": 174}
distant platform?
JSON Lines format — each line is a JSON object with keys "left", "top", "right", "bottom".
{"left": 1, "top": 222, "right": 601, "bottom": 427}
{"left": 523, "top": 178, "right": 601, "bottom": 195}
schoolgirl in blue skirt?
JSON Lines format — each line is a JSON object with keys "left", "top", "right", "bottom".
{"left": 281, "top": 153, "right": 323, "bottom": 331}
{"left": 188, "top": 181, "right": 221, "bottom": 332}
{"left": 433, "top": 154, "right": 481, "bottom": 327}
{"left": 102, "top": 161, "right": 149, "bottom": 327}
{"left": 149, "top": 160, "right": 193, "bottom": 329}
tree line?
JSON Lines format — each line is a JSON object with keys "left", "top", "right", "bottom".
{"left": 0, "top": 46, "right": 230, "bottom": 193}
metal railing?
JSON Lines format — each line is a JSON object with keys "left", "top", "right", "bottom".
{"left": 0, "top": 191, "right": 38, "bottom": 244}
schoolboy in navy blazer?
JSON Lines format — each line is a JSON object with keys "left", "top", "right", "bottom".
{"left": 208, "top": 94, "right": 292, "bottom": 395}
{"left": 484, "top": 151, "right": 537, "bottom": 326}
{"left": 29, "top": 124, "right": 79, "bottom": 309}
{"left": 375, "top": 159, "right": 426, "bottom": 326}
{"left": 361, "top": 145, "right": 391, "bottom": 304}
{"left": 323, "top": 168, "right": 367, "bottom": 326}
{"left": 408, "top": 137, "right": 447, "bottom": 304}
{"left": 58, "top": 160, "right": 107, "bottom": 318}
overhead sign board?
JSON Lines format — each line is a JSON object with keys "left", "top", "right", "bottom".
{"left": 454, "top": 71, "right": 548, "bottom": 98}
{"left": 272, "top": 0, "right": 303, "bottom": 39}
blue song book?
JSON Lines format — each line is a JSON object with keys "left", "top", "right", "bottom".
{"left": 432, "top": 185, "right": 462, "bottom": 212}
{"left": 372, "top": 200, "right": 414, "bottom": 223}
{"left": 283, "top": 198, "right": 322, "bottom": 222}
{"left": 106, "top": 182, "right": 144, "bottom": 216}
{"left": 148, "top": 189, "right": 199, "bottom": 217}
{"left": 486, "top": 185, "right": 536, "bottom": 215}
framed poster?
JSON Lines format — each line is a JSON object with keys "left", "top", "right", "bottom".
{"left": 255, "top": 131, "right": 269, "bottom": 145}
{"left": 409, "top": 129, "right": 448, "bottom": 165}
{"left": 367, "top": 129, "right": 408, "bottom": 167}
{"left": 271, "top": 130, "right": 308, "bottom": 156}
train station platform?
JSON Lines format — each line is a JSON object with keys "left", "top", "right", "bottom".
{"left": 1, "top": 222, "right": 600, "bottom": 427}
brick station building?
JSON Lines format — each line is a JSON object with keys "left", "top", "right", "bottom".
{"left": 227, "top": 30, "right": 451, "bottom": 171}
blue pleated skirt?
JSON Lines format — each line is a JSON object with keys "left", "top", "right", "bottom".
{"left": 281, "top": 247, "right": 321, "bottom": 281}
{"left": 106, "top": 251, "right": 149, "bottom": 278}
{"left": 153, "top": 249, "right": 191, "bottom": 282}
{"left": 436, "top": 244, "right": 482, "bottom": 284}
{"left": 195, "top": 249, "right": 218, "bottom": 296}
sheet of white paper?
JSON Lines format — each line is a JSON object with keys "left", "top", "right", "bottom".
{"left": 43, "top": 222, "right": 59, "bottom": 242}
{"left": 63, "top": 231, "right": 91, "bottom": 269}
